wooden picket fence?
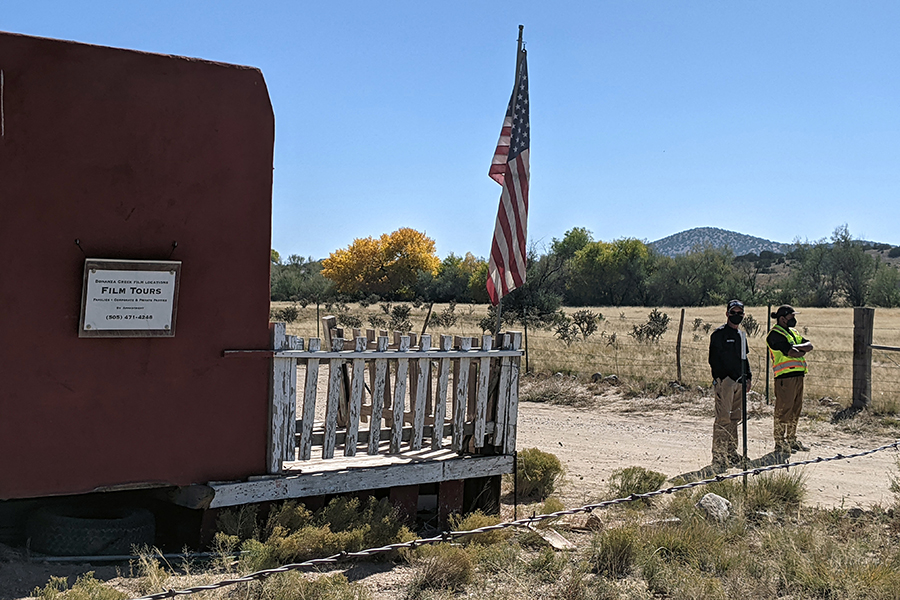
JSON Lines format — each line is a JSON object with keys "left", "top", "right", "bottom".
{"left": 265, "top": 321, "right": 523, "bottom": 474}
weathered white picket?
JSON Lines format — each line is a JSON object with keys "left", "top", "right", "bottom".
{"left": 266, "top": 326, "right": 522, "bottom": 474}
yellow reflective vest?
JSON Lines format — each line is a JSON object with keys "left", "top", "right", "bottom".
{"left": 767, "top": 324, "right": 808, "bottom": 377}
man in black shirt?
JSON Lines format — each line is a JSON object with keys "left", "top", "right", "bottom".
{"left": 708, "top": 299, "right": 752, "bottom": 469}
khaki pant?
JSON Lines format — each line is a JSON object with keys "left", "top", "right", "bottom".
{"left": 713, "top": 377, "right": 744, "bottom": 463}
{"left": 773, "top": 376, "right": 804, "bottom": 452}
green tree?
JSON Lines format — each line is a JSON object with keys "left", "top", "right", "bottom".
{"left": 869, "top": 262, "right": 900, "bottom": 307}
{"left": 784, "top": 240, "right": 839, "bottom": 307}
{"left": 566, "top": 238, "right": 654, "bottom": 306}
{"left": 830, "top": 224, "right": 876, "bottom": 306}
{"left": 416, "top": 252, "right": 484, "bottom": 303}
{"left": 271, "top": 254, "right": 334, "bottom": 302}
{"left": 647, "top": 244, "right": 735, "bottom": 306}
{"left": 550, "top": 227, "right": 593, "bottom": 261}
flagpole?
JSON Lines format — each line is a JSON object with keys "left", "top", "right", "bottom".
{"left": 495, "top": 25, "right": 525, "bottom": 337}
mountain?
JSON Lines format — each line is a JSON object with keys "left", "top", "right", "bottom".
{"left": 650, "top": 227, "right": 792, "bottom": 257}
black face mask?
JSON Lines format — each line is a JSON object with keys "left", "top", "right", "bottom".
{"left": 786, "top": 317, "right": 797, "bottom": 328}
{"left": 728, "top": 314, "right": 744, "bottom": 325}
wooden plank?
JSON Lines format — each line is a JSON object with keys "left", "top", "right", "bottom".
{"left": 298, "top": 338, "right": 321, "bottom": 460}
{"left": 390, "top": 336, "right": 411, "bottom": 453}
{"left": 473, "top": 335, "right": 493, "bottom": 448}
{"left": 432, "top": 335, "right": 452, "bottom": 450}
{"left": 345, "top": 336, "right": 367, "bottom": 457}
{"left": 268, "top": 322, "right": 294, "bottom": 474}
{"left": 323, "top": 337, "right": 344, "bottom": 459}
{"left": 208, "top": 453, "right": 514, "bottom": 508}
{"left": 504, "top": 332, "right": 522, "bottom": 454}
{"left": 296, "top": 421, "right": 497, "bottom": 449}
{"left": 452, "top": 337, "right": 472, "bottom": 452}
{"left": 368, "top": 336, "right": 390, "bottom": 455}
{"left": 493, "top": 333, "right": 512, "bottom": 448}
{"left": 411, "top": 334, "right": 431, "bottom": 450}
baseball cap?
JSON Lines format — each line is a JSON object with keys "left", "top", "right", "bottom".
{"left": 727, "top": 299, "right": 744, "bottom": 311}
{"left": 771, "top": 304, "right": 798, "bottom": 319}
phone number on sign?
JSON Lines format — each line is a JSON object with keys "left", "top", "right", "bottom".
{"left": 106, "top": 314, "right": 154, "bottom": 320}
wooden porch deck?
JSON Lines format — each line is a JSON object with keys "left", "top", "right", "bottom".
{"left": 207, "top": 446, "right": 512, "bottom": 508}
{"left": 192, "top": 324, "right": 522, "bottom": 512}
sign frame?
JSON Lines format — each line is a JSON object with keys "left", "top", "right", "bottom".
{"left": 79, "top": 259, "right": 182, "bottom": 338}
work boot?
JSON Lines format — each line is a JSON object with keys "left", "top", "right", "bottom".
{"left": 774, "top": 422, "right": 788, "bottom": 454}
{"left": 790, "top": 440, "right": 810, "bottom": 452}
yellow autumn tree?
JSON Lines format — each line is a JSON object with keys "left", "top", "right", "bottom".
{"left": 322, "top": 227, "right": 440, "bottom": 297}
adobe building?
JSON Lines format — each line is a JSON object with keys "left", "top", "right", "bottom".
{"left": 0, "top": 30, "right": 273, "bottom": 539}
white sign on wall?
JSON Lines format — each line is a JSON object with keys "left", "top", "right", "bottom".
{"left": 79, "top": 259, "right": 182, "bottom": 337}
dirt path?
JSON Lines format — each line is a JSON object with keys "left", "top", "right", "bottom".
{"left": 516, "top": 393, "right": 900, "bottom": 510}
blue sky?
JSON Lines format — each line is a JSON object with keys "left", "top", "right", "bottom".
{"left": 5, "top": 1, "right": 899, "bottom": 259}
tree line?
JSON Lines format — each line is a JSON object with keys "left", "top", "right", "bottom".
{"left": 271, "top": 224, "right": 900, "bottom": 320}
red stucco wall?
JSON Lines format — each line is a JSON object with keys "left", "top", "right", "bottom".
{"left": 0, "top": 32, "right": 275, "bottom": 499}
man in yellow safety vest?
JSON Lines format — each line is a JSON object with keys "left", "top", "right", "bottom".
{"left": 766, "top": 305, "right": 814, "bottom": 455}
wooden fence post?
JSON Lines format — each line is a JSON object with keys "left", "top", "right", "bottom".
{"left": 852, "top": 306, "right": 875, "bottom": 410}
{"left": 676, "top": 308, "right": 685, "bottom": 383}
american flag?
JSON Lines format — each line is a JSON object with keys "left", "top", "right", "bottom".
{"left": 487, "top": 49, "right": 530, "bottom": 305}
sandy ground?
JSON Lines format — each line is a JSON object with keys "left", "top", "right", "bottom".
{"left": 516, "top": 391, "right": 900, "bottom": 510}
{"left": 2, "top": 392, "right": 898, "bottom": 599}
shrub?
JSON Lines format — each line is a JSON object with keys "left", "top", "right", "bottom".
{"left": 449, "top": 510, "right": 511, "bottom": 546}
{"left": 389, "top": 304, "right": 413, "bottom": 332}
{"left": 742, "top": 313, "right": 761, "bottom": 337}
{"left": 242, "top": 498, "right": 414, "bottom": 570}
{"left": 629, "top": 308, "right": 669, "bottom": 343}
{"left": 337, "top": 312, "right": 363, "bottom": 329}
{"left": 215, "top": 504, "right": 259, "bottom": 541}
{"left": 572, "top": 309, "right": 602, "bottom": 339}
{"left": 607, "top": 466, "right": 667, "bottom": 506}
{"left": 516, "top": 448, "right": 565, "bottom": 500}
{"left": 271, "top": 304, "right": 300, "bottom": 323}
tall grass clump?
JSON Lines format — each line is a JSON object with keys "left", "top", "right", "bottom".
{"left": 257, "top": 572, "right": 372, "bottom": 600}
{"left": 588, "top": 526, "right": 639, "bottom": 578}
{"left": 606, "top": 466, "right": 666, "bottom": 506}
{"left": 33, "top": 574, "right": 125, "bottom": 600}
{"left": 519, "top": 375, "right": 594, "bottom": 406}
{"left": 516, "top": 448, "right": 565, "bottom": 500}
{"left": 745, "top": 470, "right": 807, "bottom": 515}
{"left": 406, "top": 544, "right": 473, "bottom": 598}
{"left": 238, "top": 497, "right": 414, "bottom": 570}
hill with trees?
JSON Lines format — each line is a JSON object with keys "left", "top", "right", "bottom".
{"left": 650, "top": 227, "right": 793, "bottom": 257}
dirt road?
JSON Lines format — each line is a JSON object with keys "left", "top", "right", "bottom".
{"left": 516, "top": 390, "right": 899, "bottom": 510}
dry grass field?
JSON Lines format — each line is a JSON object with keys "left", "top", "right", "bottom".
{"left": 273, "top": 302, "right": 900, "bottom": 414}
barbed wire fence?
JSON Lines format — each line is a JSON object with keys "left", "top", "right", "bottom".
{"left": 131, "top": 438, "right": 900, "bottom": 600}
